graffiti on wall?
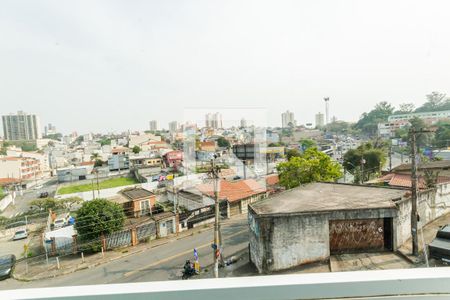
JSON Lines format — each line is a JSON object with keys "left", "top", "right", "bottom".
{"left": 329, "top": 219, "right": 385, "bottom": 253}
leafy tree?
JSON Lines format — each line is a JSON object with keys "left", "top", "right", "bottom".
{"left": 217, "top": 137, "right": 231, "bottom": 148}
{"left": 394, "top": 103, "right": 415, "bottom": 114}
{"left": 343, "top": 142, "right": 386, "bottom": 183}
{"left": 44, "top": 133, "right": 63, "bottom": 141}
{"left": 434, "top": 120, "right": 450, "bottom": 148}
{"left": 299, "top": 139, "right": 316, "bottom": 151}
{"left": 325, "top": 121, "right": 352, "bottom": 134}
{"left": 286, "top": 148, "right": 301, "bottom": 160}
{"left": 132, "top": 145, "right": 141, "bottom": 154}
{"left": 90, "top": 153, "right": 100, "bottom": 161}
{"left": 99, "top": 138, "right": 112, "bottom": 146}
{"left": 30, "top": 198, "right": 64, "bottom": 211}
{"left": 277, "top": 148, "right": 342, "bottom": 189}
{"left": 415, "top": 92, "right": 450, "bottom": 112}
{"left": 408, "top": 117, "right": 432, "bottom": 148}
{"left": 62, "top": 197, "right": 83, "bottom": 210}
{"left": 0, "top": 141, "right": 9, "bottom": 155}
{"left": 75, "top": 198, "right": 125, "bottom": 242}
{"left": 94, "top": 159, "right": 104, "bottom": 167}
{"left": 355, "top": 102, "right": 395, "bottom": 136}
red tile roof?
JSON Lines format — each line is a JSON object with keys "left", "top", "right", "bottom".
{"left": 387, "top": 173, "right": 450, "bottom": 189}
{"left": 196, "top": 179, "right": 266, "bottom": 202}
{"left": 80, "top": 161, "right": 95, "bottom": 166}
{"left": 0, "top": 178, "right": 20, "bottom": 186}
{"left": 266, "top": 174, "right": 279, "bottom": 186}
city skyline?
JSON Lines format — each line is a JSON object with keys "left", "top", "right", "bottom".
{"left": 1, "top": 1, "right": 450, "bottom": 133}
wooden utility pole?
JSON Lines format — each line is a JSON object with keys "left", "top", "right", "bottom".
{"left": 210, "top": 155, "right": 221, "bottom": 278}
{"left": 410, "top": 128, "right": 433, "bottom": 256}
{"left": 410, "top": 129, "right": 419, "bottom": 256}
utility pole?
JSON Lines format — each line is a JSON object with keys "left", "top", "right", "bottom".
{"left": 410, "top": 128, "right": 433, "bottom": 256}
{"left": 360, "top": 158, "right": 365, "bottom": 184}
{"left": 210, "top": 155, "right": 221, "bottom": 278}
{"left": 96, "top": 169, "right": 100, "bottom": 197}
{"left": 410, "top": 128, "right": 419, "bottom": 256}
{"left": 91, "top": 178, "right": 95, "bottom": 200}
{"left": 389, "top": 145, "right": 392, "bottom": 171}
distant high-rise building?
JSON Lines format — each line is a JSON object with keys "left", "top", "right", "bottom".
{"left": 281, "top": 110, "right": 296, "bottom": 128}
{"left": 2, "top": 111, "right": 42, "bottom": 141}
{"left": 149, "top": 120, "right": 157, "bottom": 131}
{"left": 169, "top": 121, "right": 178, "bottom": 133}
{"left": 240, "top": 118, "right": 247, "bottom": 128}
{"left": 44, "top": 123, "right": 57, "bottom": 136}
{"left": 315, "top": 112, "right": 325, "bottom": 128}
{"left": 331, "top": 116, "right": 337, "bottom": 123}
{"left": 205, "top": 112, "right": 223, "bottom": 129}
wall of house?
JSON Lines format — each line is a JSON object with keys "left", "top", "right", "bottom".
{"left": 395, "top": 183, "right": 450, "bottom": 248}
{"left": 271, "top": 214, "right": 329, "bottom": 272}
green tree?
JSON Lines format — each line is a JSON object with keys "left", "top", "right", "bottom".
{"left": 408, "top": 117, "right": 431, "bottom": 148}
{"left": 75, "top": 198, "right": 125, "bottom": 242}
{"left": 415, "top": 92, "right": 450, "bottom": 112}
{"left": 299, "top": 139, "right": 316, "bottom": 150}
{"left": 343, "top": 142, "right": 387, "bottom": 183}
{"left": 30, "top": 198, "right": 64, "bottom": 211}
{"left": 44, "top": 133, "right": 63, "bottom": 141}
{"left": 61, "top": 197, "right": 83, "bottom": 210}
{"left": 394, "top": 103, "right": 415, "bottom": 114}
{"left": 132, "top": 145, "right": 141, "bottom": 154}
{"left": 434, "top": 120, "right": 450, "bottom": 148}
{"left": 217, "top": 137, "right": 231, "bottom": 148}
{"left": 355, "top": 101, "right": 395, "bottom": 136}
{"left": 277, "top": 148, "right": 342, "bottom": 189}
{"left": 286, "top": 148, "right": 301, "bottom": 160}
{"left": 325, "top": 121, "right": 352, "bottom": 134}
{"left": 94, "top": 159, "right": 103, "bottom": 167}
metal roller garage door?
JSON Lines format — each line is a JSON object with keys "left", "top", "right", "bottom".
{"left": 329, "top": 218, "right": 392, "bottom": 254}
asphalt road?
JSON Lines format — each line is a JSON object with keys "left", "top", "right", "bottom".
{"left": 0, "top": 216, "right": 249, "bottom": 291}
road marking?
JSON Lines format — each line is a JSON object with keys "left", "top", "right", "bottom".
{"left": 122, "top": 229, "right": 248, "bottom": 278}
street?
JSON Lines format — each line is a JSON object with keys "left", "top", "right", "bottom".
{"left": 1, "top": 178, "right": 58, "bottom": 219}
{"left": 0, "top": 216, "right": 249, "bottom": 290}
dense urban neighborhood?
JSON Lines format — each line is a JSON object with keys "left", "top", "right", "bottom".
{"left": 2, "top": 92, "right": 450, "bottom": 291}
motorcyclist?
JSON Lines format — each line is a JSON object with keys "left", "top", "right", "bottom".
{"left": 184, "top": 260, "right": 193, "bottom": 274}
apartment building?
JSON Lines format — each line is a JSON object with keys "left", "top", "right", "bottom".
{"left": 0, "top": 157, "right": 41, "bottom": 180}
{"left": 2, "top": 111, "right": 42, "bottom": 140}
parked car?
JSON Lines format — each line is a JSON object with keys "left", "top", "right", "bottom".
{"left": 38, "top": 191, "right": 49, "bottom": 198}
{"left": 34, "top": 185, "right": 43, "bottom": 190}
{"left": 0, "top": 254, "right": 16, "bottom": 280}
{"left": 53, "top": 218, "right": 66, "bottom": 229}
{"left": 428, "top": 224, "right": 450, "bottom": 262}
{"left": 12, "top": 230, "right": 28, "bottom": 241}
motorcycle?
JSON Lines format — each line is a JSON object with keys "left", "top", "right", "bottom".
{"left": 181, "top": 260, "right": 197, "bottom": 280}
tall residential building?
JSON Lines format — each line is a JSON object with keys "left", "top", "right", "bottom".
{"left": 205, "top": 112, "right": 223, "bottom": 129}
{"left": 281, "top": 110, "right": 296, "bottom": 128}
{"left": 315, "top": 112, "right": 325, "bottom": 128}
{"left": 240, "top": 118, "right": 247, "bottom": 128}
{"left": 44, "top": 123, "right": 57, "bottom": 136}
{"left": 149, "top": 120, "right": 158, "bottom": 131}
{"left": 2, "top": 111, "right": 42, "bottom": 141}
{"left": 169, "top": 121, "right": 178, "bottom": 133}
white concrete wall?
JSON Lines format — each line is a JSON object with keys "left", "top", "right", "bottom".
{"left": 0, "top": 193, "right": 13, "bottom": 211}
{"left": 271, "top": 215, "right": 329, "bottom": 271}
{"left": 395, "top": 182, "right": 450, "bottom": 248}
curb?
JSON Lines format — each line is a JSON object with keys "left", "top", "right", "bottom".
{"left": 396, "top": 250, "right": 423, "bottom": 265}
{"left": 12, "top": 223, "right": 217, "bottom": 281}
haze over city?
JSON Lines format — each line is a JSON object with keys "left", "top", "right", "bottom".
{"left": 1, "top": 0, "right": 450, "bottom": 133}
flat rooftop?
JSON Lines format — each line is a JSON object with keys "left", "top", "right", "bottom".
{"left": 250, "top": 183, "right": 407, "bottom": 216}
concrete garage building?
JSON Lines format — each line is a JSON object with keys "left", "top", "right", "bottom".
{"left": 248, "top": 183, "right": 408, "bottom": 273}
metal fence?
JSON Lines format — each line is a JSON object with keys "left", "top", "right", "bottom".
{"left": 106, "top": 229, "right": 132, "bottom": 249}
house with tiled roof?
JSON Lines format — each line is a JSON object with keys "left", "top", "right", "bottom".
{"left": 196, "top": 179, "right": 267, "bottom": 217}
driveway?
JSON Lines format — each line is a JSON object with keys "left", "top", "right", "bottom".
{"left": 330, "top": 252, "right": 412, "bottom": 272}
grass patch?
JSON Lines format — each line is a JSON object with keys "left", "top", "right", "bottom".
{"left": 58, "top": 177, "right": 139, "bottom": 195}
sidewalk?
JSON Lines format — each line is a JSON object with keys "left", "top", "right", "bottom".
{"left": 13, "top": 223, "right": 216, "bottom": 281}
{"left": 397, "top": 212, "right": 450, "bottom": 264}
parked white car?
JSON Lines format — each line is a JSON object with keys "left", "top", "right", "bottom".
{"left": 12, "top": 230, "right": 28, "bottom": 241}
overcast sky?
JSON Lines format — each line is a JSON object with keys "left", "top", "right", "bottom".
{"left": 1, "top": 0, "right": 450, "bottom": 134}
